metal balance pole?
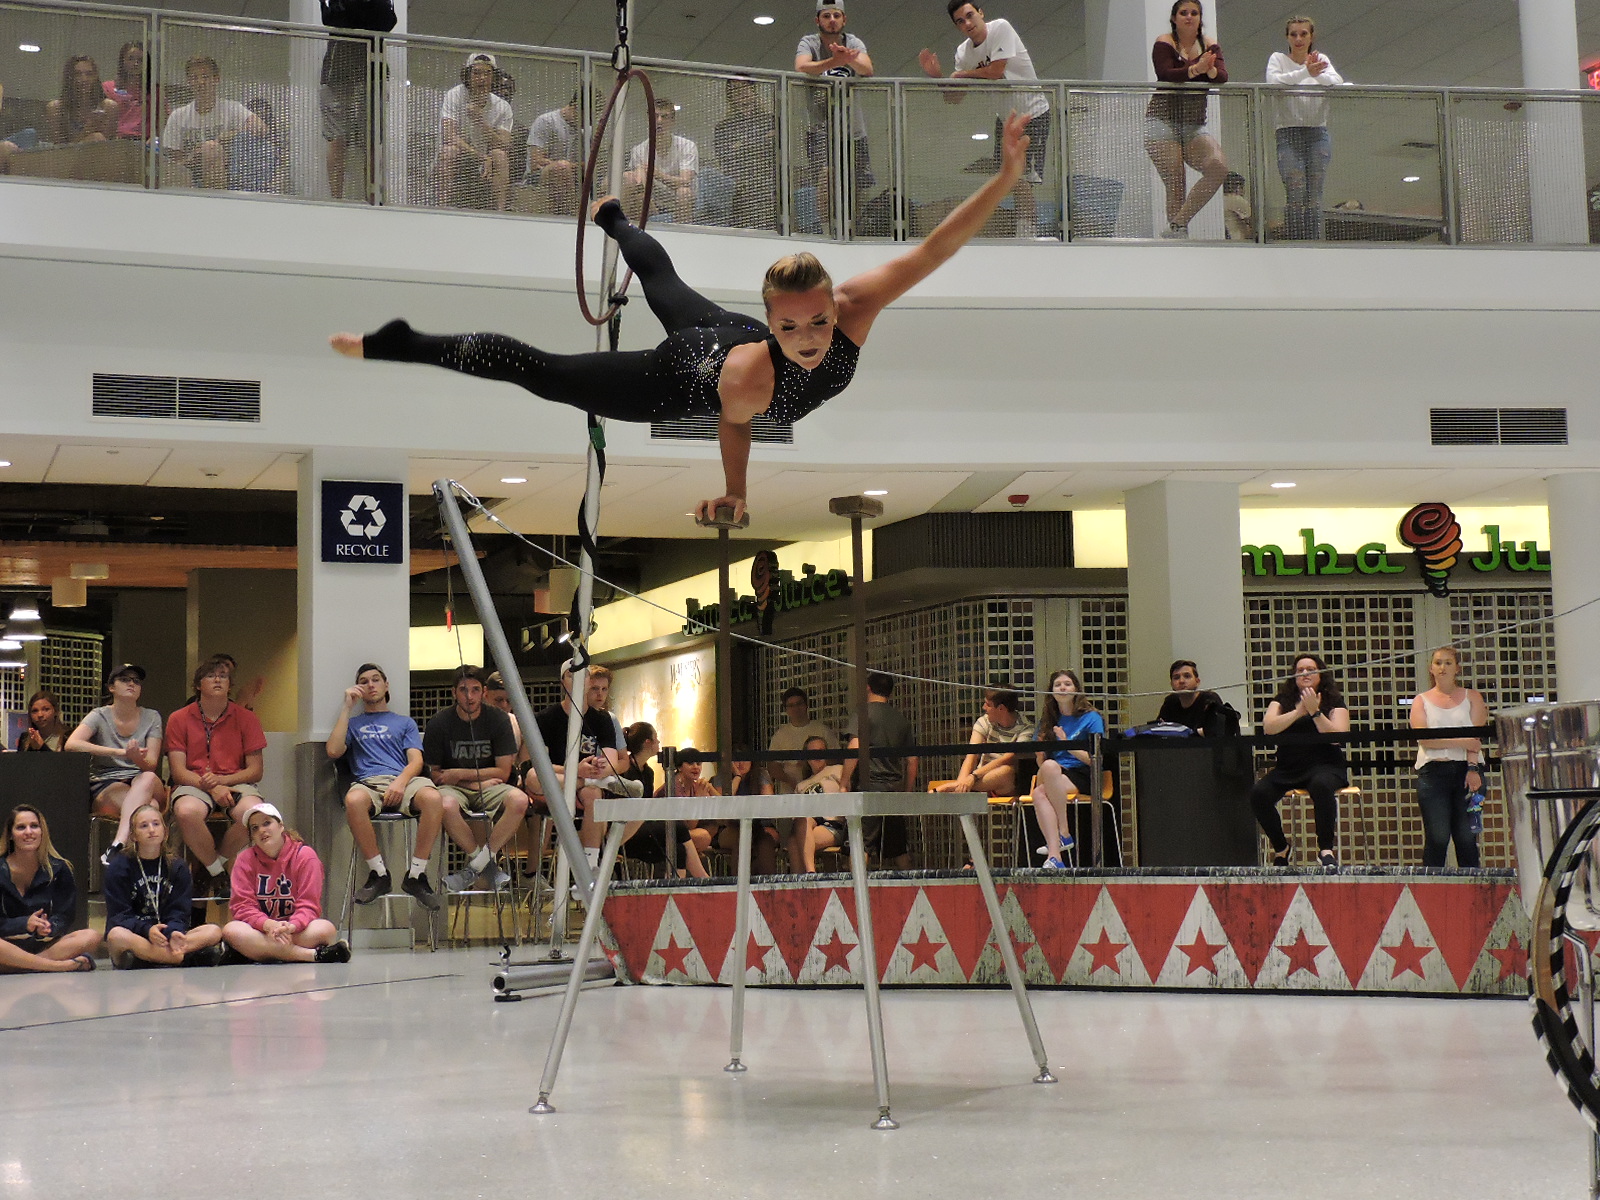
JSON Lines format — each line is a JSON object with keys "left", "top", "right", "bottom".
{"left": 696, "top": 503, "right": 753, "bottom": 1071}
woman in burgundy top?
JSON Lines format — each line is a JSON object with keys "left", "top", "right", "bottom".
{"left": 1144, "top": 0, "right": 1229, "bottom": 238}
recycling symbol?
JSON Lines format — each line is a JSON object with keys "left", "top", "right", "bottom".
{"left": 339, "top": 494, "right": 386, "bottom": 538}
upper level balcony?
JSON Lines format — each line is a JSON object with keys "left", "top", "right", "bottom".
{"left": 3, "top": 0, "right": 1598, "bottom": 249}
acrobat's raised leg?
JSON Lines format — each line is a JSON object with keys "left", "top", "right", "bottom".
{"left": 592, "top": 198, "right": 756, "bottom": 335}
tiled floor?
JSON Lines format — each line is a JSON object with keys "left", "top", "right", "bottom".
{"left": 0, "top": 948, "right": 1586, "bottom": 1198}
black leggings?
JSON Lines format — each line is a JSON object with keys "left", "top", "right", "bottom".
{"left": 1251, "top": 763, "right": 1346, "bottom": 853}
{"left": 360, "top": 203, "right": 757, "bottom": 422}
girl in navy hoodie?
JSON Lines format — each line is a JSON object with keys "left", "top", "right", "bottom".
{"left": 104, "top": 803, "right": 225, "bottom": 968}
{"left": 0, "top": 803, "right": 101, "bottom": 971}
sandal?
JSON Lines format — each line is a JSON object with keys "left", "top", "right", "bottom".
{"left": 1271, "top": 842, "right": 1293, "bottom": 868}
{"left": 71, "top": 953, "right": 96, "bottom": 972}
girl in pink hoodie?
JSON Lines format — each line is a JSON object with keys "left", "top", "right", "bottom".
{"left": 223, "top": 804, "right": 350, "bottom": 963}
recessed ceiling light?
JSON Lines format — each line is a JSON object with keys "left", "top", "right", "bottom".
{"left": 863, "top": 489, "right": 888, "bottom": 496}
{"left": 500, "top": 476, "right": 528, "bottom": 484}
{"left": 0, "top": 461, "right": 11, "bottom": 468}
{"left": 1402, "top": 175, "right": 1421, "bottom": 183}
{"left": 753, "top": 14, "right": 774, "bottom": 24}
{"left": 1270, "top": 481, "right": 1296, "bottom": 489}
{"left": 19, "top": 44, "right": 40, "bottom": 53}
{"left": 971, "top": 132, "right": 990, "bottom": 140}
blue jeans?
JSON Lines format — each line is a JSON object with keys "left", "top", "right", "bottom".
{"left": 1416, "top": 760, "right": 1481, "bottom": 868}
{"left": 1275, "top": 125, "right": 1331, "bottom": 240}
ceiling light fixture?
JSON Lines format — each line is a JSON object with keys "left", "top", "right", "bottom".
{"left": 1402, "top": 175, "right": 1421, "bottom": 183}
{"left": 863, "top": 489, "right": 888, "bottom": 496}
{"left": 753, "top": 14, "right": 774, "bottom": 23}
{"left": 51, "top": 577, "right": 87, "bottom": 608}
{"left": 499, "top": 476, "right": 528, "bottom": 485}
{"left": 19, "top": 44, "right": 40, "bottom": 53}
{"left": 971, "top": 132, "right": 990, "bottom": 140}
{"left": 0, "top": 639, "right": 23, "bottom": 669}
{"left": 70, "top": 563, "right": 109, "bottom": 580}
{"left": 7, "top": 599, "right": 44, "bottom": 641}
{"left": 1270, "top": 481, "right": 1297, "bottom": 489}
{"left": 0, "top": 460, "right": 11, "bottom": 467}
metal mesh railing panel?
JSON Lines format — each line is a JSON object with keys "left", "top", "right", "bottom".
{"left": 1265, "top": 88, "right": 1443, "bottom": 244}
{"left": 786, "top": 75, "right": 838, "bottom": 238}
{"left": 1451, "top": 93, "right": 1590, "bottom": 246}
{"left": 0, "top": 3, "right": 151, "bottom": 186}
{"left": 900, "top": 80, "right": 1059, "bottom": 240}
{"left": 844, "top": 81, "right": 894, "bottom": 238}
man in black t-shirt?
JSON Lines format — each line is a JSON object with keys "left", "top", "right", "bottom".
{"left": 832, "top": 672, "right": 919, "bottom": 869}
{"left": 532, "top": 668, "right": 628, "bottom": 863}
{"left": 1155, "top": 659, "right": 1229, "bottom": 737}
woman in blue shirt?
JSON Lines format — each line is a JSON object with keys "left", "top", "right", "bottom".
{"left": 1033, "top": 670, "right": 1105, "bottom": 869}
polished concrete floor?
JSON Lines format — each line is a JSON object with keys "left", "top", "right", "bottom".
{"left": 0, "top": 947, "right": 1586, "bottom": 1198}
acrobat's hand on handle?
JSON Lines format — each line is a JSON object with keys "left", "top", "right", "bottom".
{"left": 695, "top": 496, "right": 750, "bottom": 529}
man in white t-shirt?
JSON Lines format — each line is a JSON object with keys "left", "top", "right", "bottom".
{"left": 439, "top": 51, "right": 513, "bottom": 211}
{"left": 524, "top": 91, "right": 584, "bottom": 215}
{"left": 768, "top": 687, "right": 838, "bottom": 794}
{"left": 162, "top": 56, "right": 265, "bottom": 190}
{"left": 623, "top": 98, "right": 698, "bottom": 222}
{"left": 919, "top": 3, "right": 1051, "bottom": 237}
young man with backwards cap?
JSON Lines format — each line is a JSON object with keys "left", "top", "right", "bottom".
{"left": 439, "top": 50, "right": 513, "bottom": 211}
{"left": 794, "top": 0, "right": 875, "bottom": 229}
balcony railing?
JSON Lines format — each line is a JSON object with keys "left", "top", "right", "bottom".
{"left": 4, "top": 0, "right": 1598, "bottom": 247}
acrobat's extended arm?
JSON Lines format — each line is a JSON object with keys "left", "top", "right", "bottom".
{"left": 832, "top": 110, "right": 1027, "bottom": 346}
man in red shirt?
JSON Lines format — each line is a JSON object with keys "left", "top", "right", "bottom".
{"left": 168, "top": 654, "right": 269, "bottom": 897}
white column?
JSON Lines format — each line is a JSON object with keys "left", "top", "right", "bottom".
{"left": 1517, "top": 0, "right": 1587, "bottom": 243}
{"left": 1124, "top": 481, "right": 1246, "bottom": 723}
{"left": 1547, "top": 473, "right": 1600, "bottom": 701}
{"left": 297, "top": 448, "right": 412, "bottom": 737}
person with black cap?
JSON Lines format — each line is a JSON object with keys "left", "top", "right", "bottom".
{"left": 65, "top": 663, "right": 165, "bottom": 865}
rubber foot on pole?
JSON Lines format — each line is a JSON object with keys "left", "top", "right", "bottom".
{"left": 1033, "top": 1068, "right": 1058, "bottom": 1084}
{"left": 871, "top": 1108, "right": 899, "bottom": 1131}
{"left": 724, "top": 1058, "right": 748, "bottom": 1073}
{"left": 695, "top": 506, "right": 750, "bottom": 531}
{"left": 530, "top": 1097, "right": 556, "bottom": 1115}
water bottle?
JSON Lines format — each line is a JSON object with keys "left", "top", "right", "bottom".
{"left": 1466, "top": 783, "right": 1486, "bottom": 837}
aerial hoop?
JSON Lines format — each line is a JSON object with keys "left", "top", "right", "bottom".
{"left": 1528, "top": 794, "right": 1600, "bottom": 1129}
{"left": 575, "top": 66, "right": 657, "bottom": 327}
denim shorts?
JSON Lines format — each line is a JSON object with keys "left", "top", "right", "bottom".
{"left": 1145, "top": 115, "right": 1206, "bottom": 146}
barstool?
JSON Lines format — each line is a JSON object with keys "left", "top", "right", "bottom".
{"left": 446, "top": 811, "right": 516, "bottom": 946}
{"left": 338, "top": 810, "right": 439, "bottom": 951}
{"left": 1270, "top": 786, "right": 1363, "bottom": 865}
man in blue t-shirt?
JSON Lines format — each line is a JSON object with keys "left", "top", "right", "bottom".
{"left": 325, "top": 663, "right": 446, "bottom": 909}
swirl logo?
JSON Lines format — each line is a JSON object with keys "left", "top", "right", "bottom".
{"left": 1397, "top": 502, "right": 1463, "bottom": 597}
{"left": 750, "top": 550, "right": 779, "bottom": 634}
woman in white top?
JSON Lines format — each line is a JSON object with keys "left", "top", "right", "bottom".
{"left": 1265, "top": 16, "right": 1346, "bottom": 240}
{"left": 65, "top": 664, "right": 166, "bottom": 865}
{"left": 1409, "top": 646, "right": 1487, "bottom": 867}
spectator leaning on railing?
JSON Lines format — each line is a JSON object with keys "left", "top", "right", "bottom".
{"left": 1266, "top": 15, "right": 1347, "bottom": 241}
{"left": 1409, "top": 646, "right": 1487, "bottom": 869}
{"left": 1145, "top": 0, "right": 1228, "bottom": 239}
{"left": 795, "top": 0, "right": 875, "bottom": 230}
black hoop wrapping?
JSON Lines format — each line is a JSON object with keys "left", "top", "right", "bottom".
{"left": 1530, "top": 795, "right": 1600, "bottom": 1129}
{"left": 575, "top": 67, "right": 656, "bottom": 327}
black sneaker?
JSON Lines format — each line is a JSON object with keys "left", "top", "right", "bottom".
{"left": 100, "top": 842, "right": 123, "bottom": 868}
{"left": 400, "top": 871, "right": 443, "bottom": 911}
{"left": 314, "top": 939, "right": 352, "bottom": 964}
{"left": 354, "top": 869, "right": 392, "bottom": 905}
{"left": 208, "top": 872, "right": 231, "bottom": 900}
{"left": 111, "top": 949, "right": 138, "bottom": 970}
{"left": 218, "top": 944, "right": 249, "bottom": 966}
{"left": 182, "top": 943, "right": 227, "bottom": 968}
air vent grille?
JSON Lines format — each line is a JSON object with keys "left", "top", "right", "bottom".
{"left": 93, "top": 374, "right": 261, "bottom": 423}
{"left": 650, "top": 414, "right": 794, "bottom": 444}
{"left": 1430, "top": 407, "right": 1567, "bottom": 446}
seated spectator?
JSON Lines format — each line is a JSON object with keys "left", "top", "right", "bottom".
{"left": 65, "top": 663, "right": 166, "bottom": 863}
{"left": 532, "top": 666, "right": 629, "bottom": 870}
{"left": 103, "top": 802, "right": 225, "bottom": 968}
{"left": 938, "top": 689, "right": 1030, "bottom": 797}
{"left": 424, "top": 665, "right": 531, "bottom": 893}
{"left": 658, "top": 752, "right": 779, "bottom": 874}
{"left": 230, "top": 95, "right": 286, "bottom": 193}
{"left": 1032, "top": 669, "right": 1104, "bottom": 869}
{"left": 223, "top": 803, "right": 349, "bottom": 963}
{"left": 439, "top": 51, "right": 512, "bottom": 212}
{"left": 103, "top": 42, "right": 152, "bottom": 141}
{"left": 617, "top": 722, "right": 706, "bottom": 877}
{"left": 624, "top": 98, "right": 697, "bottom": 223}
{"left": 189, "top": 652, "right": 264, "bottom": 711}
{"left": 0, "top": 804, "right": 102, "bottom": 972}
{"left": 167, "top": 654, "right": 270, "bottom": 898}
{"left": 326, "top": 663, "right": 444, "bottom": 911}
{"left": 1156, "top": 659, "right": 1229, "bottom": 735}
{"left": 524, "top": 90, "right": 584, "bottom": 214}
{"left": 1252, "top": 653, "right": 1349, "bottom": 869}
{"left": 162, "top": 55, "right": 266, "bottom": 190}
{"left": 46, "top": 54, "right": 118, "bottom": 146}
{"left": 838, "top": 670, "right": 917, "bottom": 869}
{"left": 15, "top": 689, "right": 67, "bottom": 751}
{"left": 0, "top": 82, "right": 21, "bottom": 174}
{"left": 711, "top": 76, "right": 776, "bottom": 228}
{"left": 585, "top": 665, "right": 628, "bottom": 750}
{"left": 789, "top": 735, "right": 844, "bottom": 872}
{"left": 768, "top": 686, "right": 837, "bottom": 794}
{"left": 482, "top": 670, "right": 530, "bottom": 779}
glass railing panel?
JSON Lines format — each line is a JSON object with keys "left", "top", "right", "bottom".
{"left": 901, "top": 79, "right": 1060, "bottom": 241}
{"left": 785, "top": 75, "right": 840, "bottom": 238}
{"left": 1259, "top": 87, "right": 1444, "bottom": 244}
{"left": 1450, "top": 91, "right": 1591, "bottom": 245}
{"left": 1067, "top": 85, "right": 1252, "bottom": 242}
{"left": 0, "top": 2, "right": 152, "bottom": 187}
{"left": 381, "top": 39, "right": 582, "bottom": 215}
{"left": 156, "top": 18, "right": 364, "bottom": 200}
{"left": 844, "top": 80, "right": 894, "bottom": 239}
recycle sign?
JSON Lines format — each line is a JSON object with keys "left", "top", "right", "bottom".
{"left": 339, "top": 493, "right": 386, "bottom": 538}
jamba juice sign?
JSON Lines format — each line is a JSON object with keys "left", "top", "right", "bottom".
{"left": 1242, "top": 508, "right": 1548, "bottom": 585}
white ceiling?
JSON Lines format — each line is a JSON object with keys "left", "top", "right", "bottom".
{"left": 90, "top": 0, "right": 1600, "bottom": 89}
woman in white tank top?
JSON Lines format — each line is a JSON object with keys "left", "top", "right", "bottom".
{"left": 1409, "top": 647, "right": 1487, "bottom": 867}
